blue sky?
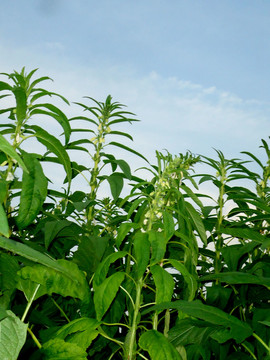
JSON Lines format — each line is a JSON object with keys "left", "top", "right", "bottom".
{"left": 1, "top": 0, "right": 270, "bottom": 180}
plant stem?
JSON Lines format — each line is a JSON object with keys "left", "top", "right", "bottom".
{"left": 253, "top": 332, "right": 270, "bottom": 354}
{"left": 127, "top": 277, "right": 143, "bottom": 360}
{"left": 21, "top": 284, "right": 40, "bottom": 323}
{"left": 51, "top": 297, "right": 70, "bottom": 323}
{"left": 27, "top": 327, "right": 42, "bottom": 349}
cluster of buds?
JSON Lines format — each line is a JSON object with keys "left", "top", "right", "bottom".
{"left": 90, "top": 120, "right": 111, "bottom": 146}
{"left": 142, "top": 151, "right": 200, "bottom": 232}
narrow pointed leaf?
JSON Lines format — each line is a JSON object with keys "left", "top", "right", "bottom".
{"left": 133, "top": 231, "right": 150, "bottom": 279}
{"left": 16, "top": 153, "right": 48, "bottom": 229}
{"left": 0, "top": 134, "right": 28, "bottom": 172}
{"left": 13, "top": 87, "right": 27, "bottom": 125}
{"left": 30, "top": 125, "right": 72, "bottom": 185}
{"left": 144, "top": 300, "right": 252, "bottom": 343}
{"left": 109, "top": 141, "right": 148, "bottom": 162}
{"left": 151, "top": 265, "right": 175, "bottom": 304}
{"left": 185, "top": 202, "right": 207, "bottom": 245}
{"left": 94, "top": 272, "right": 125, "bottom": 321}
{"left": 0, "top": 203, "right": 9, "bottom": 237}
{"left": 0, "top": 236, "right": 73, "bottom": 279}
{"left": 169, "top": 259, "right": 197, "bottom": 301}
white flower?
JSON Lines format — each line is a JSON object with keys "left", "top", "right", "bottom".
{"left": 6, "top": 172, "right": 14, "bottom": 181}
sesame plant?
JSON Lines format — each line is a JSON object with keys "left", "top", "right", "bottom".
{"left": 0, "top": 68, "right": 270, "bottom": 360}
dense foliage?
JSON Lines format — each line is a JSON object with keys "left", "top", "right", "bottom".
{"left": 0, "top": 68, "right": 270, "bottom": 360}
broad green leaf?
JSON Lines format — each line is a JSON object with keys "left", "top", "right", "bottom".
{"left": 107, "top": 173, "right": 123, "bottom": 200}
{"left": 55, "top": 318, "right": 100, "bottom": 350}
{"left": 169, "top": 259, "right": 197, "bottom": 301}
{"left": 185, "top": 202, "right": 207, "bottom": 245}
{"left": 145, "top": 300, "right": 252, "bottom": 343}
{"left": 151, "top": 265, "right": 174, "bottom": 304}
{"left": 94, "top": 272, "right": 125, "bottom": 321}
{"left": 17, "top": 259, "right": 90, "bottom": 302}
{"left": 221, "top": 242, "right": 258, "bottom": 271}
{"left": 73, "top": 235, "right": 109, "bottom": 274}
{"left": 0, "top": 236, "right": 73, "bottom": 279}
{"left": 115, "top": 159, "right": 132, "bottom": 179}
{"left": 13, "top": 87, "right": 27, "bottom": 125}
{"left": 93, "top": 251, "right": 127, "bottom": 289}
{"left": 200, "top": 271, "right": 270, "bottom": 288}
{"left": 149, "top": 230, "right": 167, "bottom": 265}
{"left": 0, "top": 134, "right": 28, "bottom": 172}
{"left": 0, "top": 253, "right": 20, "bottom": 308}
{"left": 168, "top": 318, "right": 218, "bottom": 347}
{"left": 0, "top": 203, "right": 9, "bottom": 237}
{"left": 139, "top": 330, "right": 182, "bottom": 360}
{"left": 44, "top": 219, "right": 80, "bottom": 249}
{"left": 29, "top": 125, "right": 72, "bottom": 185}
{"left": 0, "top": 310, "right": 28, "bottom": 360}
{"left": 41, "top": 338, "right": 88, "bottom": 360}
{"left": 133, "top": 231, "right": 150, "bottom": 279}
{"left": 16, "top": 152, "right": 48, "bottom": 229}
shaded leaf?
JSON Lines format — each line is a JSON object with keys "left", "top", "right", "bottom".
{"left": 94, "top": 272, "right": 125, "bottom": 321}
{"left": 144, "top": 300, "right": 252, "bottom": 343}
{"left": 169, "top": 259, "right": 197, "bottom": 301}
{"left": 139, "top": 330, "right": 182, "bottom": 360}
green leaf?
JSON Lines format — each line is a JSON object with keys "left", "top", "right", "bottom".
{"left": 133, "top": 231, "right": 150, "bottom": 279}
{"left": 169, "top": 259, "right": 197, "bottom": 301}
{"left": 163, "top": 211, "right": 175, "bottom": 241}
{"left": 16, "top": 152, "right": 48, "bottom": 229}
{"left": 0, "top": 310, "right": 28, "bottom": 360}
{"left": 185, "top": 202, "right": 207, "bottom": 246}
{"left": 30, "top": 103, "right": 71, "bottom": 144}
{"left": 220, "top": 227, "right": 266, "bottom": 243}
{"left": 145, "top": 300, "right": 252, "bottom": 343}
{"left": 44, "top": 219, "right": 80, "bottom": 249}
{"left": 0, "top": 203, "right": 9, "bottom": 237}
{"left": 107, "top": 173, "right": 123, "bottom": 200}
{"left": 180, "top": 184, "right": 204, "bottom": 209}
{"left": 17, "top": 259, "right": 90, "bottom": 303}
{"left": 108, "top": 141, "right": 148, "bottom": 162}
{"left": 168, "top": 318, "right": 218, "bottom": 347}
{"left": 0, "top": 134, "right": 28, "bottom": 172}
{"left": 151, "top": 265, "right": 175, "bottom": 304}
{"left": 139, "top": 330, "right": 182, "bottom": 360}
{"left": 116, "top": 222, "right": 139, "bottom": 248}
{"left": 29, "top": 125, "right": 72, "bottom": 185}
{"left": 108, "top": 130, "right": 133, "bottom": 141}
{"left": 94, "top": 272, "right": 125, "bottom": 321}
{"left": 93, "top": 251, "right": 127, "bottom": 289}
{"left": 73, "top": 235, "right": 109, "bottom": 274}
{"left": 114, "top": 159, "right": 132, "bottom": 179}
{"left": 41, "top": 338, "right": 88, "bottom": 360}
{"left": 13, "top": 87, "right": 27, "bottom": 125}
{"left": 0, "top": 253, "right": 20, "bottom": 308}
{"left": 0, "top": 236, "right": 73, "bottom": 279}
{"left": 149, "top": 230, "right": 167, "bottom": 265}
{"left": 0, "top": 81, "right": 12, "bottom": 92}
{"left": 55, "top": 317, "right": 100, "bottom": 350}
{"left": 200, "top": 271, "right": 270, "bottom": 288}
